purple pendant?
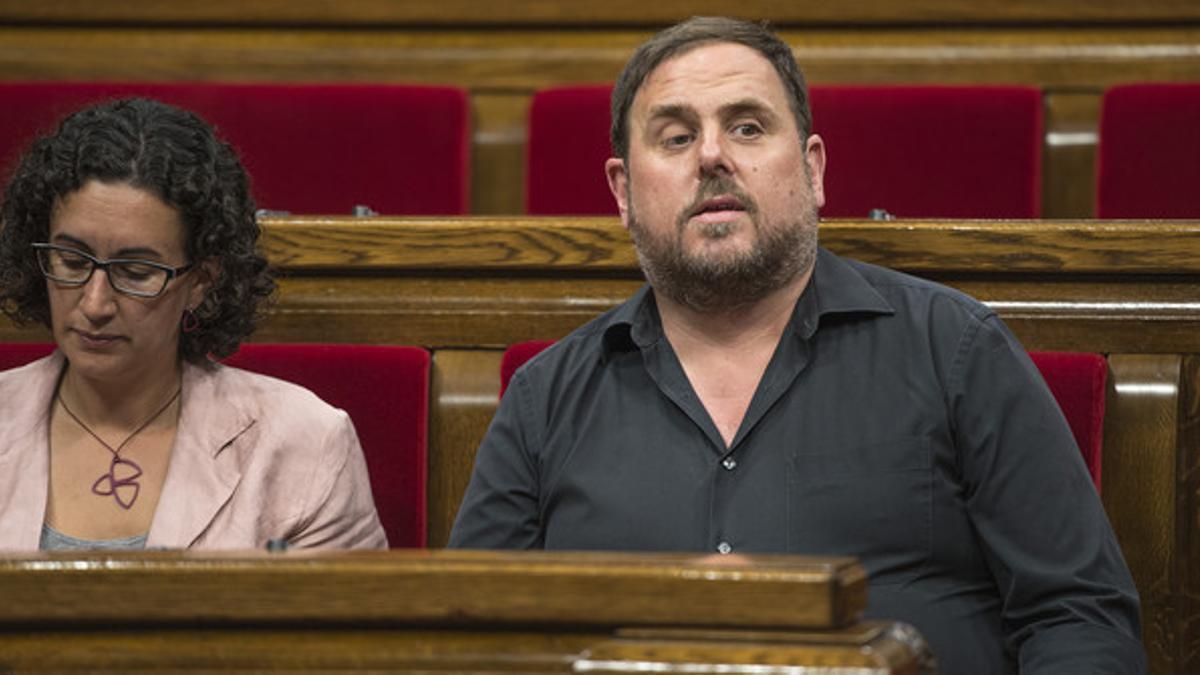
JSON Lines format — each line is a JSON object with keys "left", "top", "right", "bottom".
{"left": 92, "top": 456, "right": 143, "bottom": 510}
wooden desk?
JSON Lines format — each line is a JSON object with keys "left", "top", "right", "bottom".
{"left": 0, "top": 550, "right": 930, "bottom": 672}
{"left": 2, "top": 215, "right": 1197, "bottom": 674}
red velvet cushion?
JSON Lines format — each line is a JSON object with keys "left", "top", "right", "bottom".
{"left": 0, "top": 82, "right": 470, "bottom": 215}
{"left": 0, "top": 341, "right": 432, "bottom": 546}
{"left": 501, "top": 342, "right": 1105, "bottom": 490}
{"left": 1097, "top": 83, "right": 1200, "bottom": 218}
{"left": 0, "top": 342, "right": 55, "bottom": 371}
{"left": 527, "top": 85, "right": 616, "bottom": 215}
{"left": 1028, "top": 351, "right": 1107, "bottom": 492}
{"left": 524, "top": 84, "right": 1043, "bottom": 219}
{"left": 810, "top": 85, "right": 1043, "bottom": 218}
{"left": 222, "top": 343, "right": 430, "bottom": 548}
{"left": 499, "top": 340, "right": 556, "bottom": 397}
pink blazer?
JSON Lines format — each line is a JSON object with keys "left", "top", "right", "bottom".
{"left": 0, "top": 352, "right": 387, "bottom": 550}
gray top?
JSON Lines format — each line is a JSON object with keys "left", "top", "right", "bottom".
{"left": 449, "top": 246, "right": 1145, "bottom": 674}
{"left": 40, "top": 522, "right": 148, "bottom": 551}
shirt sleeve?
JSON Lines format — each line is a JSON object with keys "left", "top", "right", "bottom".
{"left": 448, "top": 366, "right": 544, "bottom": 549}
{"left": 288, "top": 411, "right": 388, "bottom": 550}
{"left": 949, "top": 313, "right": 1145, "bottom": 673}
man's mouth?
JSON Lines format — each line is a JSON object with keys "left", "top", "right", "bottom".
{"left": 689, "top": 196, "right": 747, "bottom": 222}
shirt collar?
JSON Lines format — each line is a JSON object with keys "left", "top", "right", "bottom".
{"left": 600, "top": 246, "right": 895, "bottom": 356}
{"left": 790, "top": 246, "right": 895, "bottom": 340}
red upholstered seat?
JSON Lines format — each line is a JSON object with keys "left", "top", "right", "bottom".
{"left": 222, "top": 343, "right": 430, "bottom": 547}
{"left": 809, "top": 86, "right": 1043, "bottom": 218}
{"left": 527, "top": 85, "right": 616, "bottom": 215}
{"left": 0, "top": 82, "right": 470, "bottom": 215}
{"left": 1027, "top": 352, "right": 1107, "bottom": 492}
{"left": 524, "top": 84, "right": 1043, "bottom": 218}
{"left": 0, "top": 342, "right": 430, "bottom": 547}
{"left": 1096, "top": 83, "right": 1200, "bottom": 218}
{"left": 500, "top": 341, "right": 1105, "bottom": 491}
{"left": 0, "top": 342, "right": 55, "bottom": 371}
{"left": 499, "top": 339, "right": 556, "bottom": 396}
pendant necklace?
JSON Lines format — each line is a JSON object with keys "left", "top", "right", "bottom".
{"left": 56, "top": 386, "right": 182, "bottom": 510}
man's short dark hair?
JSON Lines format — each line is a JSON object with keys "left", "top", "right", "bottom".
{"left": 0, "top": 97, "right": 275, "bottom": 364}
{"left": 610, "top": 16, "right": 813, "bottom": 161}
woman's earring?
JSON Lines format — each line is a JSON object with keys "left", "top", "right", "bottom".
{"left": 181, "top": 308, "right": 201, "bottom": 333}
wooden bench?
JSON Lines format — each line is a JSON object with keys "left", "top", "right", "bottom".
{"left": 0, "top": 1, "right": 1197, "bottom": 217}
{"left": 2, "top": 215, "right": 1198, "bottom": 674}
{"left": 0, "top": 550, "right": 935, "bottom": 672}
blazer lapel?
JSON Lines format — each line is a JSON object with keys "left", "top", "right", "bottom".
{"left": 146, "top": 362, "right": 253, "bottom": 548}
{"left": 0, "top": 353, "right": 63, "bottom": 550}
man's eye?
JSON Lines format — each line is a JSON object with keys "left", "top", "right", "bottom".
{"left": 733, "top": 123, "right": 763, "bottom": 138}
{"left": 663, "top": 133, "right": 692, "bottom": 149}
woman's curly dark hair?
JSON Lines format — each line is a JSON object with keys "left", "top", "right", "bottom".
{"left": 0, "top": 97, "right": 275, "bottom": 364}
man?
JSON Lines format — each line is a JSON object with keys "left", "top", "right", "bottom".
{"left": 450, "top": 16, "right": 1144, "bottom": 674}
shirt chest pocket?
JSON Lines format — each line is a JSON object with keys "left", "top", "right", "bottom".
{"left": 786, "top": 437, "right": 931, "bottom": 580}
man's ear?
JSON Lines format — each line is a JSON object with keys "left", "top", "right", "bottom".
{"left": 186, "top": 257, "right": 221, "bottom": 310}
{"left": 805, "top": 133, "right": 827, "bottom": 209}
{"left": 605, "top": 157, "right": 632, "bottom": 229}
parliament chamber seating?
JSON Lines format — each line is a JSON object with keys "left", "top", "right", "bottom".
{"left": 0, "top": 81, "right": 471, "bottom": 215}
{"left": 500, "top": 341, "right": 1107, "bottom": 491}
{"left": 3, "top": 2, "right": 1200, "bottom": 669}
{"left": 0, "top": 342, "right": 431, "bottom": 548}
{"left": 525, "top": 84, "right": 1043, "bottom": 218}
{"left": 1096, "top": 83, "right": 1200, "bottom": 218}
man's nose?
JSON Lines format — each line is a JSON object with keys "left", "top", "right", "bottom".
{"left": 697, "top": 130, "right": 733, "bottom": 176}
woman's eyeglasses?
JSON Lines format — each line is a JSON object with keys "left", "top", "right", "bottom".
{"left": 32, "top": 243, "right": 193, "bottom": 298}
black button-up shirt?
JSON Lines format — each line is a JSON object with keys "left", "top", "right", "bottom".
{"left": 450, "top": 247, "right": 1144, "bottom": 674}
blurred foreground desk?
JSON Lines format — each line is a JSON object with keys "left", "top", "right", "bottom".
{"left": 0, "top": 549, "right": 930, "bottom": 673}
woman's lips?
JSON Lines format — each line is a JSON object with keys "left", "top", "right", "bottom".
{"left": 74, "top": 330, "right": 122, "bottom": 349}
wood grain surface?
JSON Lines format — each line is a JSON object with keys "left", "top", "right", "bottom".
{"left": 0, "top": 549, "right": 866, "bottom": 628}
{"left": 1, "top": 0, "right": 1196, "bottom": 25}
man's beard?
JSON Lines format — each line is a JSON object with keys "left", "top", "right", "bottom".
{"left": 627, "top": 174, "right": 818, "bottom": 313}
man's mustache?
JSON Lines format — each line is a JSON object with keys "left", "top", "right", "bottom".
{"left": 677, "top": 176, "right": 758, "bottom": 227}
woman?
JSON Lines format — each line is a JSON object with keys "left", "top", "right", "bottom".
{"left": 0, "top": 98, "right": 386, "bottom": 550}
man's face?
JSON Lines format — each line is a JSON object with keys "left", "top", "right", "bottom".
{"left": 606, "top": 42, "right": 826, "bottom": 311}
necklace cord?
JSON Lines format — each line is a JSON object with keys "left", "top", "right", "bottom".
{"left": 56, "top": 386, "right": 182, "bottom": 510}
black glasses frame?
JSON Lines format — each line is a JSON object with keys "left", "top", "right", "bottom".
{"left": 32, "top": 242, "right": 194, "bottom": 298}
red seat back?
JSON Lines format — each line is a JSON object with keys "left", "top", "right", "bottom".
{"left": 1027, "top": 352, "right": 1107, "bottom": 492}
{"left": 527, "top": 85, "right": 615, "bottom": 215}
{"left": 500, "top": 341, "right": 1105, "bottom": 491}
{"left": 809, "top": 85, "right": 1043, "bottom": 218}
{"left": 1097, "top": 83, "right": 1200, "bottom": 218}
{"left": 0, "top": 341, "right": 430, "bottom": 547}
{"left": 0, "top": 342, "right": 55, "bottom": 371}
{"left": 0, "top": 82, "right": 470, "bottom": 215}
{"left": 524, "top": 84, "right": 1043, "bottom": 218}
{"left": 222, "top": 343, "right": 430, "bottom": 547}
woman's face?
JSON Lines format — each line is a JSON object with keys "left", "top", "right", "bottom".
{"left": 46, "top": 180, "right": 210, "bottom": 385}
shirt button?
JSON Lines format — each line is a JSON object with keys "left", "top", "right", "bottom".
{"left": 717, "top": 541, "right": 733, "bottom": 555}
{"left": 722, "top": 457, "right": 737, "bottom": 470}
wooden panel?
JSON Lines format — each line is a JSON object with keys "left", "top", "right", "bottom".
{"left": 0, "top": 549, "right": 866, "bottom": 627}
{"left": 1104, "top": 355, "right": 1181, "bottom": 675}
{"left": 0, "top": 28, "right": 1197, "bottom": 90}
{"left": 1043, "top": 92, "right": 1101, "bottom": 219}
{"left": 2, "top": 0, "right": 1198, "bottom": 26}
{"left": 7, "top": 219, "right": 1200, "bottom": 354}
{"left": 472, "top": 93, "right": 530, "bottom": 215}
{"left": 428, "top": 349, "right": 503, "bottom": 548}
{"left": 256, "top": 218, "right": 1200, "bottom": 272}
{"left": 1180, "top": 355, "right": 1200, "bottom": 675}
{"left": 0, "top": 550, "right": 928, "bottom": 673}
{"left": 0, "top": 623, "right": 923, "bottom": 672}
